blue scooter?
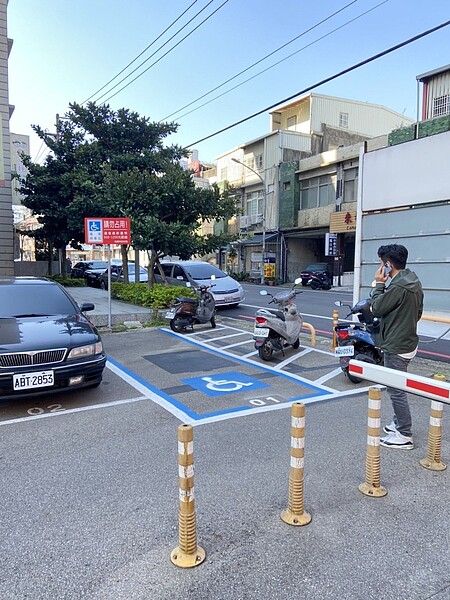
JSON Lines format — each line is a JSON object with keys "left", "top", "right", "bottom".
{"left": 334, "top": 298, "right": 383, "bottom": 383}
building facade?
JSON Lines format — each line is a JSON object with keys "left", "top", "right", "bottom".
{"left": 0, "top": 0, "right": 14, "bottom": 275}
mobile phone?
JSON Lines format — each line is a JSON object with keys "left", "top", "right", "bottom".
{"left": 383, "top": 262, "right": 392, "bottom": 277}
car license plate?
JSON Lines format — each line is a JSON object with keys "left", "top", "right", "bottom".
{"left": 165, "top": 310, "right": 175, "bottom": 319}
{"left": 13, "top": 370, "right": 54, "bottom": 390}
{"left": 334, "top": 346, "right": 354, "bottom": 357}
{"left": 254, "top": 327, "right": 269, "bottom": 337}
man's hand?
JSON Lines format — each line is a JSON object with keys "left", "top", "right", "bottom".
{"left": 374, "top": 264, "right": 388, "bottom": 284}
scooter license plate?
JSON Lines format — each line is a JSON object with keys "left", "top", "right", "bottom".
{"left": 165, "top": 310, "right": 176, "bottom": 319}
{"left": 335, "top": 346, "right": 354, "bottom": 357}
{"left": 254, "top": 327, "right": 269, "bottom": 337}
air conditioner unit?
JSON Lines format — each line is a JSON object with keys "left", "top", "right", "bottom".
{"left": 249, "top": 214, "right": 259, "bottom": 225}
{"left": 256, "top": 214, "right": 263, "bottom": 224}
{"left": 239, "top": 215, "right": 249, "bottom": 229}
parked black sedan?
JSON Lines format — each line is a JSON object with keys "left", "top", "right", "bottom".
{"left": 71, "top": 260, "right": 108, "bottom": 281}
{"left": 0, "top": 277, "right": 106, "bottom": 400}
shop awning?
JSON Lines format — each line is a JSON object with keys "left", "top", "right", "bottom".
{"left": 235, "top": 233, "right": 279, "bottom": 246}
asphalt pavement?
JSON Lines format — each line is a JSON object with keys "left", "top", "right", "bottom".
{"left": 2, "top": 283, "right": 448, "bottom": 599}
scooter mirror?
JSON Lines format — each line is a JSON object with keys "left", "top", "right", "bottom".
{"left": 260, "top": 290, "right": 268, "bottom": 296}
{"left": 294, "top": 277, "right": 302, "bottom": 285}
{"left": 334, "top": 301, "right": 342, "bottom": 306}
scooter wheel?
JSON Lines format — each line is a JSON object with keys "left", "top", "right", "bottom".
{"left": 258, "top": 342, "right": 273, "bottom": 361}
{"left": 170, "top": 316, "right": 186, "bottom": 333}
{"left": 292, "top": 339, "right": 300, "bottom": 349}
{"left": 345, "top": 367, "right": 362, "bottom": 384}
{"left": 210, "top": 316, "right": 216, "bottom": 328}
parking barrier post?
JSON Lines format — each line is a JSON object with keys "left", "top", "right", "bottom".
{"left": 420, "top": 374, "right": 447, "bottom": 472}
{"left": 170, "top": 424, "right": 205, "bottom": 568}
{"left": 331, "top": 309, "right": 339, "bottom": 351}
{"left": 281, "top": 402, "right": 311, "bottom": 526}
{"left": 358, "top": 387, "right": 387, "bottom": 497}
{"left": 302, "top": 322, "right": 316, "bottom": 347}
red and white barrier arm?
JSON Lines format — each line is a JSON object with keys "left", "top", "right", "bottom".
{"left": 349, "top": 360, "right": 450, "bottom": 405}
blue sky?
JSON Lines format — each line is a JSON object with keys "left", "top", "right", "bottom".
{"left": 7, "top": 0, "right": 450, "bottom": 163}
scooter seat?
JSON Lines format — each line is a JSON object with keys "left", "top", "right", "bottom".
{"left": 177, "top": 297, "right": 197, "bottom": 304}
{"left": 264, "top": 308, "right": 285, "bottom": 321}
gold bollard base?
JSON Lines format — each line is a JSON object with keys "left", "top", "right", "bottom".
{"left": 170, "top": 546, "right": 206, "bottom": 568}
{"left": 280, "top": 508, "right": 312, "bottom": 526}
{"left": 419, "top": 458, "right": 447, "bottom": 471}
{"left": 358, "top": 482, "right": 387, "bottom": 497}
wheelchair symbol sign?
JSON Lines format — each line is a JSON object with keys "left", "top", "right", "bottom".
{"left": 85, "top": 219, "right": 103, "bottom": 243}
{"left": 182, "top": 371, "right": 269, "bottom": 396}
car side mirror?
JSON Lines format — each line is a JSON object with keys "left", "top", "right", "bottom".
{"left": 211, "top": 275, "right": 216, "bottom": 280}
{"left": 80, "top": 302, "right": 95, "bottom": 312}
{"left": 186, "top": 282, "right": 191, "bottom": 288}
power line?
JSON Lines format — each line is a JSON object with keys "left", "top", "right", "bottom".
{"left": 176, "top": 0, "right": 388, "bottom": 122}
{"left": 161, "top": 0, "right": 359, "bottom": 122}
{"left": 82, "top": 0, "right": 201, "bottom": 104}
{"left": 99, "top": 0, "right": 230, "bottom": 105}
{"left": 186, "top": 18, "right": 450, "bottom": 148}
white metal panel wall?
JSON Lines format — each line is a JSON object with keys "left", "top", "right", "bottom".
{"left": 359, "top": 204, "right": 450, "bottom": 312}
{"left": 279, "top": 130, "right": 312, "bottom": 153}
{"left": 425, "top": 73, "right": 450, "bottom": 118}
{"left": 311, "top": 96, "right": 414, "bottom": 138}
{"left": 362, "top": 131, "right": 450, "bottom": 210}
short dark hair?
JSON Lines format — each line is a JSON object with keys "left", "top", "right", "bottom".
{"left": 377, "top": 244, "right": 408, "bottom": 270}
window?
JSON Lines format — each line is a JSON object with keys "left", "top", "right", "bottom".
{"left": 339, "top": 112, "right": 349, "bottom": 128}
{"left": 432, "top": 95, "right": 450, "bottom": 117}
{"left": 246, "top": 190, "right": 264, "bottom": 216}
{"left": 287, "top": 115, "right": 297, "bottom": 129}
{"left": 283, "top": 181, "right": 291, "bottom": 191}
{"left": 244, "top": 156, "right": 255, "bottom": 170}
{"left": 255, "top": 154, "right": 263, "bottom": 170}
{"left": 300, "top": 175, "right": 336, "bottom": 209}
{"left": 173, "top": 265, "right": 187, "bottom": 280}
{"left": 220, "top": 167, "right": 228, "bottom": 181}
{"left": 343, "top": 168, "right": 358, "bottom": 203}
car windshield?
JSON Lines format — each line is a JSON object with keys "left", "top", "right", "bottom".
{"left": 0, "top": 283, "right": 76, "bottom": 317}
{"left": 126, "top": 265, "right": 147, "bottom": 275}
{"left": 304, "top": 263, "right": 328, "bottom": 271}
{"left": 185, "top": 264, "right": 227, "bottom": 280}
{"left": 89, "top": 261, "right": 107, "bottom": 269}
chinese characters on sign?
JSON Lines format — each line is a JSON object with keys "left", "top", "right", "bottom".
{"left": 329, "top": 211, "right": 357, "bottom": 233}
{"left": 325, "top": 233, "right": 338, "bottom": 256}
{"left": 84, "top": 218, "right": 131, "bottom": 245}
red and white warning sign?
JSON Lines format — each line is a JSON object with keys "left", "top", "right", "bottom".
{"left": 349, "top": 360, "right": 450, "bottom": 405}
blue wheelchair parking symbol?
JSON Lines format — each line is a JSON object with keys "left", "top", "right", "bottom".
{"left": 89, "top": 220, "right": 101, "bottom": 232}
{"left": 182, "top": 371, "right": 269, "bottom": 397}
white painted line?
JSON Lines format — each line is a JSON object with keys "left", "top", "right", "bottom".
{"left": 314, "top": 367, "right": 344, "bottom": 385}
{"left": 274, "top": 348, "right": 313, "bottom": 370}
{"left": 106, "top": 360, "right": 196, "bottom": 424}
{"left": 0, "top": 395, "right": 147, "bottom": 427}
{"left": 207, "top": 332, "right": 248, "bottom": 342}
{"left": 242, "top": 349, "right": 259, "bottom": 358}
{"left": 221, "top": 339, "right": 256, "bottom": 350}
{"left": 187, "top": 325, "right": 229, "bottom": 336}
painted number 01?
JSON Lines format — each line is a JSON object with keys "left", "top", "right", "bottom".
{"left": 27, "top": 404, "right": 65, "bottom": 416}
{"left": 249, "top": 396, "right": 281, "bottom": 407}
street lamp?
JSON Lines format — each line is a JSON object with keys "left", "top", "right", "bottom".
{"left": 231, "top": 157, "right": 266, "bottom": 284}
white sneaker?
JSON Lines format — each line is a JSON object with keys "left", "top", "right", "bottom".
{"left": 383, "top": 420, "right": 397, "bottom": 434}
{"left": 380, "top": 430, "right": 414, "bottom": 450}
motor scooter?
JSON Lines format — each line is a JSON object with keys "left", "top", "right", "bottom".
{"left": 166, "top": 278, "right": 216, "bottom": 333}
{"left": 307, "top": 271, "right": 332, "bottom": 290}
{"left": 253, "top": 278, "right": 303, "bottom": 361}
{"left": 334, "top": 298, "right": 383, "bottom": 383}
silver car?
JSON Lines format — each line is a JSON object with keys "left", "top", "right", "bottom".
{"left": 154, "top": 261, "right": 244, "bottom": 308}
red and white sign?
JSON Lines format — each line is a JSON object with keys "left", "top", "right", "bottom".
{"left": 84, "top": 217, "right": 131, "bottom": 245}
{"left": 349, "top": 360, "right": 450, "bottom": 405}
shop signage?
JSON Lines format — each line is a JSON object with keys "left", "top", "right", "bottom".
{"left": 329, "top": 211, "right": 356, "bottom": 233}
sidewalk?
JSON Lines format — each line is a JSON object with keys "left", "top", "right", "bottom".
{"left": 67, "top": 286, "right": 153, "bottom": 327}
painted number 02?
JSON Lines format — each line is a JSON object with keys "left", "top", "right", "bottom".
{"left": 27, "top": 404, "right": 65, "bottom": 416}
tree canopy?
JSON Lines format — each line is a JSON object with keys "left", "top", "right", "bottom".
{"left": 19, "top": 102, "right": 237, "bottom": 280}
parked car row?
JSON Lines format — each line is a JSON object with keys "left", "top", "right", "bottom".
{"left": 71, "top": 259, "right": 245, "bottom": 308}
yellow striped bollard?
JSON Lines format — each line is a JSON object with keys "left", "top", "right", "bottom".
{"left": 358, "top": 387, "right": 387, "bottom": 497}
{"left": 170, "top": 424, "right": 205, "bottom": 568}
{"left": 281, "top": 402, "right": 311, "bottom": 526}
{"left": 420, "top": 374, "right": 447, "bottom": 471}
{"left": 331, "top": 309, "right": 339, "bottom": 351}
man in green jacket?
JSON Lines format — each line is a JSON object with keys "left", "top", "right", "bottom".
{"left": 371, "top": 244, "right": 423, "bottom": 449}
